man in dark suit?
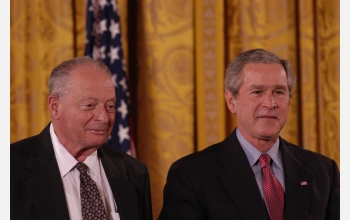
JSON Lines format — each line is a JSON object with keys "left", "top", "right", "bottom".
{"left": 11, "top": 57, "right": 153, "bottom": 220}
{"left": 158, "top": 49, "right": 340, "bottom": 220}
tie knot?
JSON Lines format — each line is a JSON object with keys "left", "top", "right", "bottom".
{"left": 75, "top": 162, "right": 88, "bottom": 173}
{"left": 259, "top": 154, "right": 271, "bottom": 168}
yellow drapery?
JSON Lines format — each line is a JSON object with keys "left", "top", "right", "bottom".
{"left": 10, "top": 0, "right": 86, "bottom": 141}
{"left": 10, "top": 0, "right": 339, "bottom": 219}
{"left": 133, "top": 0, "right": 195, "bottom": 214}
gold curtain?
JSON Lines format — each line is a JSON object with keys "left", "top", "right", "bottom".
{"left": 195, "top": 0, "right": 226, "bottom": 151}
{"left": 134, "top": 0, "right": 195, "bottom": 215}
{"left": 11, "top": 0, "right": 339, "bottom": 219}
{"left": 10, "top": 0, "right": 86, "bottom": 143}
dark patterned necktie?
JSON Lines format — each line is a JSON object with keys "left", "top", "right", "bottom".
{"left": 259, "top": 154, "right": 285, "bottom": 220}
{"left": 75, "top": 162, "right": 107, "bottom": 220}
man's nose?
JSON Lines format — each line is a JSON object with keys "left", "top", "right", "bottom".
{"left": 95, "top": 107, "right": 109, "bottom": 123}
{"left": 262, "top": 93, "right": 277, "bottom": 109}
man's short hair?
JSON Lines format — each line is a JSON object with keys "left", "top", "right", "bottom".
{"left": 48, "top": 56, "right": 112, "bottom": 98}
{"left": 224, "top": 48, "right": 297, "bottom": 98}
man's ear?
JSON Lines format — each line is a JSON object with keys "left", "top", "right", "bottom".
{"left": 225, "top": 90, "right": 237, "bottom": 114}
{"left": 48, "top": 94, "right": 60, "bottom": 119}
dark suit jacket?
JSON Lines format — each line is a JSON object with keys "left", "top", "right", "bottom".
{"left": 11, "top": 123, "right": 153, "bottom": 220}
{"left": 158, "top": 129, "right": 340, "bottom": 220}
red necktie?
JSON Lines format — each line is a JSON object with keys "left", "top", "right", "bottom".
{"left": 75, "top": 162, "right": 108, "bottom": 220}
{"left": 259, "top": 154, "right": 285, "bottom": 220}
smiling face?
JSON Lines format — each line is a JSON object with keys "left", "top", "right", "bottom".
{"left": 225, "top": 62, "right": 291, "bottom": 146}
{"left": 49, "top": 63, "right": 116, "bottom": 158}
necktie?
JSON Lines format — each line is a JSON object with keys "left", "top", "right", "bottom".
{"left": 259, "top": 154, "right": 284, "bottom": 220}
{"left": 75, "top": 162, "right": 107, "bottom": 220}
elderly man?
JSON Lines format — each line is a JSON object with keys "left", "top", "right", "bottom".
{"left": 11, "top": 57, "right": 152, "bottom": 220}
{"left": 158, "top": 49, "right": 340, "bottom": 220}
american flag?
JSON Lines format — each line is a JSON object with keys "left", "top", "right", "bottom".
{"left": 84, "top": 0, "right": 136, "bottom": 157}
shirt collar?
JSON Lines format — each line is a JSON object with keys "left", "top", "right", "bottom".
{"left": 236, "top": 128, "right": 283, "bottom": 171}
{"left": 50, "top": 123, "right": 102, "bottom": 179}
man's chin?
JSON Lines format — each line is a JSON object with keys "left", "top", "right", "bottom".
{"left": 257, "top": 132, "right": 280, "bottom": 141}
{"left": 85, "top": 138, "right": 108, "bottom": 148}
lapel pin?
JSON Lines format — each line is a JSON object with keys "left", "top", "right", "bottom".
{"left": 300, "top": 181, "right": 308, "bottom": 186}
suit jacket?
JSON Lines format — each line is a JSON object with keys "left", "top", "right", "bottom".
{"left": 11, "top": 123, "right": 153, "bottom": 220}
{"left": 158, "top": 129, "right": 340, "bottom": 220}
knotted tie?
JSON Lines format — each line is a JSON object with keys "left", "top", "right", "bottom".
{"left": 75, "top": 162, "right": 107, "bottom": 220}
{"left": 259, "top": 154, "right": 284, "bottom": 220}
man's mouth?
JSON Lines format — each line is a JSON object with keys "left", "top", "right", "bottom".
{"left": 258, "top": 116, "right": 277, "bottom": 119}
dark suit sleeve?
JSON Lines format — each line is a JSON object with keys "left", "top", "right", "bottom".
{"left": 11, "top": 139, "right": 39, "bottom": 220}
{"left": 325, "top": 160, "right": 340, "bottom": 220}
{"left": 141, "top": 164, "right": 153, "bottom": 220}
{"left": 158, "top": 164, "right": 205, "bottom": 220}
{"left": 11, "top": 145, "right": 22, "bottom": 220}
{"left": 99, "top": 145, "right": 153, "bottom": 220}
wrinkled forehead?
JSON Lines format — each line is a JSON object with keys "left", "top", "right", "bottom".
{"left": 74, "top": 62, "right": 110, "bottom": 75}
{"left": 63, "top": 67, "right": 112, "bottom": 93}
{"left": 241, "top": 63, "right": 288, "bottom": 84}
{"left": 69, "top": 64, "right": 111, "bottom": 82}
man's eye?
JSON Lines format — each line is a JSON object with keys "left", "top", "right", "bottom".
{"left": 275, "top": 91, "right": 284, "bottom": 95}
{"left": 253, "top": 91, "right": 261, "bottom": 94}
{"left": 81, "top": 104, "right": 95, "bottom": 110}
{"left": 83, "top": 104, "right": 94, "bottom": 108}
{"left": 106, "top": 105, "right": 116, "bottom": 112}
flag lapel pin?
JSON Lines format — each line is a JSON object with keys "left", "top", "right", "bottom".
{"left": 300, "top": 181, "right": 308, "bottom": 186}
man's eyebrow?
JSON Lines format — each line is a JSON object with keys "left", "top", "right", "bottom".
{"left": 79, "top": 96, "right": 116, "bottom": 101}
{"left": 248, "top": 85, "right": 265, "bottom": 90}
{"left": 106, "top": 97, "right": 117, "bottom": 102}
{"left": 274, "top": 85, "right": 288, "bottom": 90}
{"left": 79, "top": 96, "right": 98, "bottom": 102}
{"left": 247, "top": 85, "right": 287, "bottom": 90}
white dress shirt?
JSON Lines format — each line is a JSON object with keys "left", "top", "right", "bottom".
{"left": 50, "top": 123, "right": 120, "bottom": 220}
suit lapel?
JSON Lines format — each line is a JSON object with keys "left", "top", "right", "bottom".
{"left": 25, "top": 124, "right": 70, "bottom": 220}
{"left": 99, "top": 146, "right": 138, "bottom": 220}
{"left": 218, "top": 130, "right": 269, "bottom": 220}
{"left": 280, "top": 139, "right": 313, "bottom": 220}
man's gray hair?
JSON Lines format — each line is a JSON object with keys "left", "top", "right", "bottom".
{"left": 224, "top": 48, "right": 296, "bottom": 98}
{"left": 49, "top": 56, "right": 112, "bottom": 97}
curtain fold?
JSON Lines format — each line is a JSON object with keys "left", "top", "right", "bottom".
{"left": 195, "top": 0, "right": 226, "bottom": 151}
{"left": 300, "top": 0, "right": 339, "bottom": 163}
{"left": 10, "top": 0, "right": 79, "bottom": 143}
{"left": 10, "top": 0, "right": 339, "bottom": 218}
{"left": 134, "top": 1, "right": 195, "bottom": 217}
